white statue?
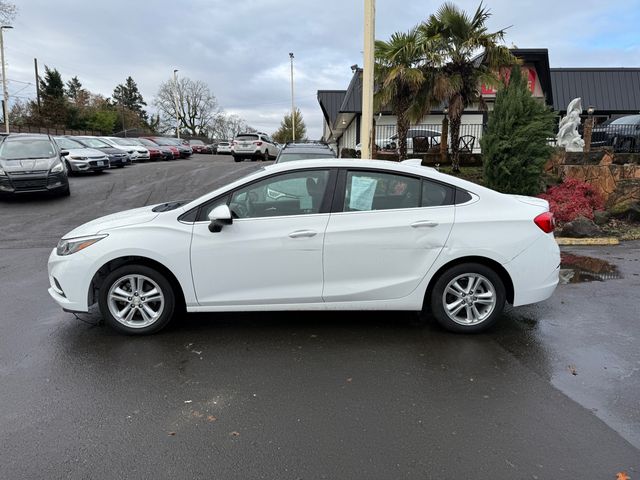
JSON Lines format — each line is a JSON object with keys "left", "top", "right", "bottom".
{"left": 556, "top": 97, "right": 585, "bottom": 152}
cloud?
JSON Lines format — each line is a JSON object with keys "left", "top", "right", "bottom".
{"left": 5, "top": 0, "right": 640, "bottom": 138}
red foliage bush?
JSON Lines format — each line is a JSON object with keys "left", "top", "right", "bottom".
{"left": 539, "top": 178, "right": 604, "bottom": 223}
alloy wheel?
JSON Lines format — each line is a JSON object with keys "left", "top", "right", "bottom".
{"left": 442, "top": 273, "right": 497, "bottom": 326}
{"left": 107, "top": 274, "right": 165, "bottom": 329}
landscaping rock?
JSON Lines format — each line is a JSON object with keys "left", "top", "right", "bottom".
{"left": 610, "top": 201, "right": 640, "bottom": 222}
{"left": 593, "top": 210, "right": 610, "bottom": 225}
{"left": 560, "top": 216, "right": 602, "bottom": 238}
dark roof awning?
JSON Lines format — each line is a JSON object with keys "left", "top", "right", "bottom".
{"left": 317, "top": 90, "right": 346, "bottom": 129}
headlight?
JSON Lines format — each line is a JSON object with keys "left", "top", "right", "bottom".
{"left": 70, "top": 156, "right": 88, "bottom": 160}
{"left": 50, "top": 161, "right": 64, "bottom": 173}
{"left": 56, "top": 234, "right": 108, "bottom": 256}
{"left": 0, "top": 166, "right": 6, "bottom": 176}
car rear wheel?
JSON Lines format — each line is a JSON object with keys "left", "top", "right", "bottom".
{"left": 263, "top": 150, "right": 270, "bottom": 161}
{"left": 98, "top": 265, "right": 175, "bottom": 335}
{"left": 429, "top": 263, "right": 505, "bottom": 333}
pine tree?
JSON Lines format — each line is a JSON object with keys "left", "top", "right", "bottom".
{"left": 272, "top": 109, "right": 307, "bottom": 143}
{"left": 481, "top": 66, "right": 556, "bottom": 195}
{"left": 38, "top": 66, "right": 68, "bottom": 127}
{"left": 113, "top": 76, "right": 148, "bottom": 121}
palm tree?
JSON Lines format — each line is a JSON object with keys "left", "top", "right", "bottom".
{"left": 418, "top": 2, "right": 517, "bottom": 172}
{"left": 374, "top": 28, "right": 435, "bottom": 161}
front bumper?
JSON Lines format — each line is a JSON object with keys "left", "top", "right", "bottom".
{"left": 0, "top": 172, "right": 69, "bottom": 194}
{"left": 70, "top": 159, "right": 109, "bottom": 172}
{"left": 48, "top": 248, "right": 92, "bottom": 312}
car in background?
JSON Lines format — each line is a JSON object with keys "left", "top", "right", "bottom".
{"left": 143, "top": 137, "right": 181, "bottom": 159}
{"left": 216, "top": 141, "right": 232, "bottom": 155}
{"left": 137, "top": 137, "right": 174, "bottom": 160}
{"left": 232, "top": 132, "right": 278, "bottom": 162}
{"left": 0, "top": 134, "right": 70, "bottom": 197}
{"left": 188, "top": 139, "right": 213, "bottom": 154}
{"left": 53, "top": 137, "right": 110, "bottom": 174}
{"left": 99, "top": 137, "right": 150, "bottom": 162}
{"left": 591, "top": 114, "right": 640, "bottom": 152}
{"left": 47, "top": 158, "right": 560, "bottom": 335}
{"left": 124, "top": 138, "right": 163, "bottom": 161}
{"left": 68, "top": 136, "right": 131, "bottom": 168}
{"left": 163, "top": 138, "right": 193, "bottom": 158}
{"left": 275, "top": 142, "right": 337, "bottom": 163}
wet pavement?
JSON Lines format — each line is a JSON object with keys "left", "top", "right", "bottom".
{"left": 1, "top": 155, "right": 639, "bottom": 479}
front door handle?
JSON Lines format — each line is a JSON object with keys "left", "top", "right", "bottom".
{"left": 411, "top": 220, "right": 439, "bottom": 228}
{"left": 289, "top": 230, "right": 317, "bottom": 238}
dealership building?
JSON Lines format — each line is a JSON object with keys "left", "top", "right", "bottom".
{"left": 317, "top": 49, "right": 640, "bottom": 154}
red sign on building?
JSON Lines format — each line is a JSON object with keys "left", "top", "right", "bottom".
{"left": 481, "top": 67, "right": 537, "bottom": 95}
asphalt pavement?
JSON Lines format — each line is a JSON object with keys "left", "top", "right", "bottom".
{"left": 1, "top": 155, "right": 638, "bottom": 479}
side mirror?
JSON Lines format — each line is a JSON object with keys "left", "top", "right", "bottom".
{"left": 60, "top": 150, "right": 70, "bottom": 157}
{"left": 208, "top": 204, "right": 233, "bottom": 233}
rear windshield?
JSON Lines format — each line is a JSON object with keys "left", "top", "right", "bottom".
{"left": 0, "top": 138, "right": 56, "bottom": 160}
{"left": 277, "top": 152, "right": 335, "bottom": 163}
{"left": 218, "top": 142, "right": 230, "bottom": 146}
{"left": 236, "top": 134, "right": 259, "bottom": 141}
{"left": 190, "top": 140, "right": 205, "bottom": 145}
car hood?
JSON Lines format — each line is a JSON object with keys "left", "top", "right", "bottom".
{"left": 62, "top": 205, "right": 160, "bottom": 239}
{"left": 0, "top": 156, "right": 58, "bottom": 172}
{"left": 66, "top": 148, "right": 108, "bottom": 158}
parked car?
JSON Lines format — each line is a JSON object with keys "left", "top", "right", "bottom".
{"left": 163, "top": 138, "right": 193, "bottom": 158}
{"left": 216, "top": 141, "right": 232, "bottom": 155}
{"left": 591, "top": 114, "right": 640, "bottom": 152}
{"left": 68, "top": 136, "right": 131, "bottom": 168}
{"left": 275, "top": 142, "right": 337, "bottom": 163}
{"left": 0, "top": 134, "right": 70, "bottom": 196}
{"left": 142, "top": 137, "right": 181, "bottom": 159}
{"left": 124, "top": 138, "right": 163, "bottom": 161}
{"left": 232, "top": 132, "right": 278, "bottom": 162}
{"left": 137, "top": 137, "right": 174, "bottom": 160}
{"left": 189, "top": 139, "right": 213, "bottom": 154}
{"left": 53, "top": 137, "right": 110, "bottom": 174}
{"left": 99, "top": 137, "right": 151, "bottom": 162}
{"left": 48, "top": 158, "right": 559, "bottom": 335}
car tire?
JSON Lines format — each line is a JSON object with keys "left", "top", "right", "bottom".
{"left": 263, "top": 150, "right": 270, "bottom": 161}
{"left": 234, "top": 156, "right": 243, "bottom": 163}
{"left": 65, "top": 160, "right": 74, "bottom": 176}
{"left": 57, "top": 184, "right": 71, "bottom": 197}
{"left": 429, "top": 263, "right": 506, "bottom": 333}
{"left": 98, "top": 264, "right": 176, "bottom": 335}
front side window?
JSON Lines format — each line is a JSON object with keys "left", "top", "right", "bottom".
{"left": 343, "top": 171, "right": 420, "bottom": 212}
{"left": 229, "top": 170, "right": 330, "bottom": 219}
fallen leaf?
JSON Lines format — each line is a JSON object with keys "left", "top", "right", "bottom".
{"left": 568, "top": 365, "right": 578, "bottom": 376}
{"left": 184, "top": 400, "right": 193, "bottom": 404}
{"left": 346, "top": 377, "right": 353, "bottom": 383}
{"left": 191, "top": 411, "right": 204, "bottom": 418}
{"left": 616, "top": 472, "right": 630, "bottom": 480}
{"left": 167, "top": 432, "right": 176, "bottom": 436}
{"left": 207, "top": 415, "right": 217, "bottom": 422}
{"left": 229, "top": 431, "right": 240, "bottom": 436}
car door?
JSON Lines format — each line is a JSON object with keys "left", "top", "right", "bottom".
{"left": 322, "top": 169, "right": 455, "bottom": 302}
{"left": 190, "top": 169, "right": 336, "bottom": 306}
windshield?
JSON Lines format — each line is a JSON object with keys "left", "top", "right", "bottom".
{"left": 236, "top": 134, "right": 259, "bottom": 141}
{"left": 611, "top": 115, "right": 640, "bottom": 125}
{"left": 0, "top": 138, "right": 56, "bottom": 160}
{"left": 190, "top": 140, "right": 205, "bottom": 145}
{"left": 76, "top": 137, "right": 109, "bottom": 148}
{"left": 111, "top": 138, "right": 136, "bottom": 146}
{"left": 138, "top": 138, "right": 158, "bottom": 147}
{"left": 277, "top": 152, "right": 335, "bottom": 163}
{"left": 55, "top": 137, "right": 84, "bottom": 149}
{"left": 152, "top": 138, "right": 175, "bottom": 146}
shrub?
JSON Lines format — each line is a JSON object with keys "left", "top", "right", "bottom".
{"left": 481, "top": 66, "right": 557, "bottom": 196}
{"left": 538, "top": 178, "right": 604, "bottom": 223}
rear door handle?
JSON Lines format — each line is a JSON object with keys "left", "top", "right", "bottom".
{"left": 411, "top": 220, "right": 439, "bottom": 228}
{"left": 289, "top": 230, "right": 317, "bottom": 238}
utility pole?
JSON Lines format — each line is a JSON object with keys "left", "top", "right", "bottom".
{"left": 173, "top": 69, "right": 180, "bottom": 139}
{"left": 361, "top": 0, "right": 375, "bottom": 159}
{"left": 0, "top": 25, "right": 13, "bottom": 134}
{"left": 289, "top": 52, "right": 295, "bottom": 142}
{"left": 34, "top": 58, "right": 41, "bottom": 113}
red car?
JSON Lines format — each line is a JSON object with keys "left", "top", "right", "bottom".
{"left": 142, "top": 137, "right": 180, "bottom": 159}
{"left": 189, "top": 139, "right": 213, "bottom": 154}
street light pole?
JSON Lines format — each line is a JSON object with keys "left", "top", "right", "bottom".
{"left": 173, "top": 69, "right": 180, "bottom": 139}
{"left": 361, "top": 0, "right": 375, "bottom": 159}
{"left": 289, "top": 52, "right": 295, "bottom": 142}
{"left": 0, "top": 25, "right": 13, "bottom": 134}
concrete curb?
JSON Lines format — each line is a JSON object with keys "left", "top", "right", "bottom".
{"left": 556, "top": 237, "right": 620, "bottom": 246}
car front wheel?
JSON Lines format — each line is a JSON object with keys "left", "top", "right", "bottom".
{"left": 98, "top": 265, "right": 175, "bottom": 335}
{"left": 430, "top": 263, "right": 505, "bottom": 333}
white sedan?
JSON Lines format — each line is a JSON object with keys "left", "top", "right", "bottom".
{"left": 47, "top": 159, "right": 560, "bottom": 335}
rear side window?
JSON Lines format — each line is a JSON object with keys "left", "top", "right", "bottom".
{"left": 421, "top": 179, "right": 455, "bottom": 207}
{"left": 344, "top": 171, "right": 421, "bottom": 211}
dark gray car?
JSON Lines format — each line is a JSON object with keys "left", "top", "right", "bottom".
{"left": 0, "top": 134, "right": 70, "bottom": 196}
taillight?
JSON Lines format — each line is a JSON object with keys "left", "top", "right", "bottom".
{"left": 254, "top": 141, "right": 262, "bottom": 146}
{"left": 534, "top": 212, "right": 555, "bottom": 233}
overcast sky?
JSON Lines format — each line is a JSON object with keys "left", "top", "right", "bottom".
{"left": 6, "top": 0, "right": 640, "bottom": 138}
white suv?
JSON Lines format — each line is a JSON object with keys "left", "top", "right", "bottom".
{"left": 232, "top": 132, "right": 279, "bottom": 162}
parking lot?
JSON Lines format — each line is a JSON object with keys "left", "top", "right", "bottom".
{"left": 1, "top": 154, "right": 639, "bottom": 479}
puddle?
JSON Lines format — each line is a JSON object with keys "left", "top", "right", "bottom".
{"left": 559, "top": 252, "right": 623, "bottom": 284}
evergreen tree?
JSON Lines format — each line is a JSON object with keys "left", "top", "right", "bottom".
{"left": 113, "top": 76, "right": 147, "bottom": 121}
{"left": 272, "top": 109, "right": 307, "bottom": 143}
{"left": 481, "top": 66, "right": 556, "bottom": 195}
{"left": 38, "top": 66, "right": 68, "bottom": 126}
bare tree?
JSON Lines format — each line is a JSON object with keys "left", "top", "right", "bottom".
{"left": 154, "top": 77, "right": 221, "bottom": 136}
{"left": 209, "top": 113, "right": 254, "bottom": 141}
{"left": 0, "top": 1, "right": 17, "bottom": 24}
